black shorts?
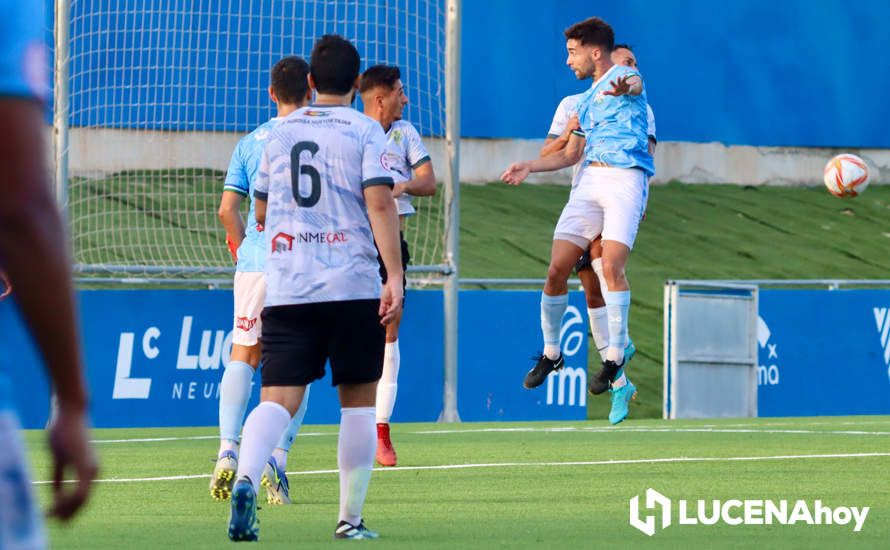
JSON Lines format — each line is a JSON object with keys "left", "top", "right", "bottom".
{"left": 575, "top": 249, "right": 592, "bottom": 273}
{"left": 260, "top": 300, "right": 385, "bottom": 387}
{"left": 378, "top": 231, "right": 410, "bottom": 290}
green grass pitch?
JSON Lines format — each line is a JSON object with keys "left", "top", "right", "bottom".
{"left": 26, "top": 416, "right": 890, "bottom": 548}
{"left": 71, "top": 176, "right": 890, "bottom": 420}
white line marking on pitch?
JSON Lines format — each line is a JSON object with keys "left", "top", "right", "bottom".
{"left": 31, "top": 452, "right": 890, "bottom": 485}
{"left": 84, "top": 425, "right": 890, "bottom": 445}
{"left": 90, "top": 432, "right": 333, "bottom": 444}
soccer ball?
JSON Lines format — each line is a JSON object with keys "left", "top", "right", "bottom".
{"left": 823, "top": 154, "right": 870, "bottom": 198}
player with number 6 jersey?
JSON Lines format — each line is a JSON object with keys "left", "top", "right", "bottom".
{"left": 227, "top": 34, "right": 402, "bottom": 542}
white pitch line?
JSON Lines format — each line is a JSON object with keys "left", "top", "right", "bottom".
{"left": 31, "top": 452, "right": 890, "bottom": 485}
{"left": 82, "top": 425, "right": 890, "bottom": 445}
{"left": 90, "top": 432, "right": 334, "bottom": 444}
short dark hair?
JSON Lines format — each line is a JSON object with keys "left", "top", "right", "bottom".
{"left": 270, "top": 56, "right": 310, "bottom": 105}
{"left": 359, "top": 65, "right": 401, "bottom": 94}
{"left": 310, "top": 34, "right": 361, "bottom": 95}
{"left": 613, "top": 43, "right": 634, "bottom": 53}
{"left": 564, "top": 17, "right": 615, "bottom": 51}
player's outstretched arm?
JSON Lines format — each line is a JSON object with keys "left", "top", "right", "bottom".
{"left": 364, "top": 185, "right": 403, "bottom": 325}
{"left": 218, "top": 190, "right": 245, "bottom": 262}
{"left": 393, "top": 162, "right": 436, "bottom": 198}
{"left": 603, "top": 74, "right": 643, "bottom": 97}
{"left": 0, "top": 99, "right": 97, "bottom": 521}
{"left": 502, "top": 133, "right": 585, "bottom": 185}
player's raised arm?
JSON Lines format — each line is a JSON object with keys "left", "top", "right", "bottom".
{"left": 502, "top": 132, "right": 585, "bottom": 185}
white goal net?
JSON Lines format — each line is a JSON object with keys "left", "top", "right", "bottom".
{"left": 59, "top": 0, "right": 448, "bottom": 280}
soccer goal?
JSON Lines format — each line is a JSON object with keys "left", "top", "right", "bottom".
{"left": 54, "top": 0, "right": 459, "bottom": 284}
{"left": 54, "top": 0, "right": 462, "bottom": 421}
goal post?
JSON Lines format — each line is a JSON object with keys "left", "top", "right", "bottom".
{"left": 55, "top": 0, "right": 455, "bottom": 281}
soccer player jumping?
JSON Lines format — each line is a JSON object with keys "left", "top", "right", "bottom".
{"left": 540, "top": 42, "right": 657, "bottom": 424}
{"left": 502, "top": 17, "right": 654, "bottom": 405}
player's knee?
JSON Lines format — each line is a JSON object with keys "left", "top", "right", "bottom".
{"left": 546, "top": 262, "right": 571, "bottom": 284}
{"left": 601, "top": 258, "right": 626, "bottom": 286}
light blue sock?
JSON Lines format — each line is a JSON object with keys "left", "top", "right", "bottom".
{"left": 218, "top": 361, "right": 255, "bottom": 448}
{"left": 275, "top": 384, "right": 311, "bottom": 454}
{"left": 541, "top": 293, "right": 569, "bottom": 360}
{"left": 604, "top": 290, "right": 631, "bottom": 363}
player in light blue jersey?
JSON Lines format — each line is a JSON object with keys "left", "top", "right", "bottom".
{"left": 211, "top": 56, "right": 312, "bottom": 505}
{"left": 542, "top": 43, "right": 658, "bottom": 425}
{"left": 0, "top": 1, "right": 97, "bottom": 546}
{"left": 502, "top": 17, "right": 653, "bottom": 406}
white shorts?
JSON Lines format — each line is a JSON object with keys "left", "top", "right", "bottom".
{"left": 553, "top": 166, "right": 648, "bottom": 249}
{"left": 232, "top": 271, "right": 266, "bottom": 347}
{"left": 0, "top": 411, "right": 46, "bottom": 550}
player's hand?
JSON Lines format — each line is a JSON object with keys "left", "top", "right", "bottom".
{"left": 225, "top": 236, "right": 238, "bottom": 263}
{"left": 501, "top": 162, "right": 531, "bottom": 185}
{"left": 0, "top": 270, "right": 11, "bottom": 301}
{"left": 566, "top": 114, "right": 580, "bottom": 133}
{"left": 48, "top": 406, "right": 98, "bottom": 521}
{"left": 604, "top": 75, "right": 632, "bottom": 97}
{"left": 379, "top": 278, "right": 404, "bottom": 326}
{"left": 391, "top": 183, "right": 405, "bottom": 198}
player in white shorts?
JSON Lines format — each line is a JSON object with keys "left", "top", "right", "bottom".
{"left": 226, "top": 35, "right": 402, "bottom": 541}
{"left": 211, "top": 56, "right": 312, "bottom": 505}
{"left": 359, "top": 64, "right": 436, "bottom": 466}
{"left": 541, "top": 42, "right": 657, "bottom": 424}
{"left": 0, "top": 1, "right": 97, "bottom": 546}
{"left": 502, "top": 17, "right": 654, "bottom": 411}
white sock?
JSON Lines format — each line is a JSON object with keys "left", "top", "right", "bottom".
{"left": 273, "top": 384, "right": 312, "bottom": 470}
{"left": 376, "top": 341, "right": 400, "bottom": 423}
{"left": 604, "top": 290, "right": 631, "bottom": 363}
{"left": 541, "top": 293, "right": 568, "bottom": 360}
{"left": 612, "top": 372, "right": 628, "bottom": 389}
{"left": 587, "top": 307, "right": 609, "bottom": 361}
{"left": 338, "top": 407, "right": 376, "bottom": 526}
{"left": 592, "top": 258, "right": 608, "bottom": 293}
{"left": 236, "top": 401, "right": 291, "bottom": 494}
{"left": 218, "top": 360, "right": 254, "bottom": 455}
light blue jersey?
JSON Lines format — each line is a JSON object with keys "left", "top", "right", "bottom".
{"left": 223, "top": 118, "right": 282, "bottom": 273}
{"left": 574, "top": 64, "right": 654, "bottom": 176}
{"left": 0, "top": 0, "right": 47, "bottom": 100}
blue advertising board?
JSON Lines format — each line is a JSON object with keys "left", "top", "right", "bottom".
{"left": 757, "top": 289, "right": 890, "bottom": 416}
{"left": 0, "top": 289, "right": 586, "bottom": 428}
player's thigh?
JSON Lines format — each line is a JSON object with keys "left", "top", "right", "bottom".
{"left": 0, "top": 411, "right": 46, "bottom": 550}
{"left": 599, "top": 168, "right": 647, "bottom": 249}
{"left": 232, "top": 271, "right": 265, "bottom": 348}
{"left": 554, "top": 195, "right": 604, "bottom": 250}
{"left": 260, "top": 304, "right": 328, "bottom": 387}
{"left": 327, "top": 299, "right": 386, "bottom": 387}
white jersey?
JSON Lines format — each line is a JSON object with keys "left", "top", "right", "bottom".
{"left": 255, "top": 105, "right": 394, "bottom": 307}
{"left": 383, "top": 120, "right": 431, "bottom": 216}
{"left": 547, "top": 93, "right": 657, "bottom": 184}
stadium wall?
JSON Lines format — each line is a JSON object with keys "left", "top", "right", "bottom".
{"left": 67, "top": 129, "right": 890, "bottom": 186}
{"left": 56, "top": 0, "right": 890, "bottom": 185}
